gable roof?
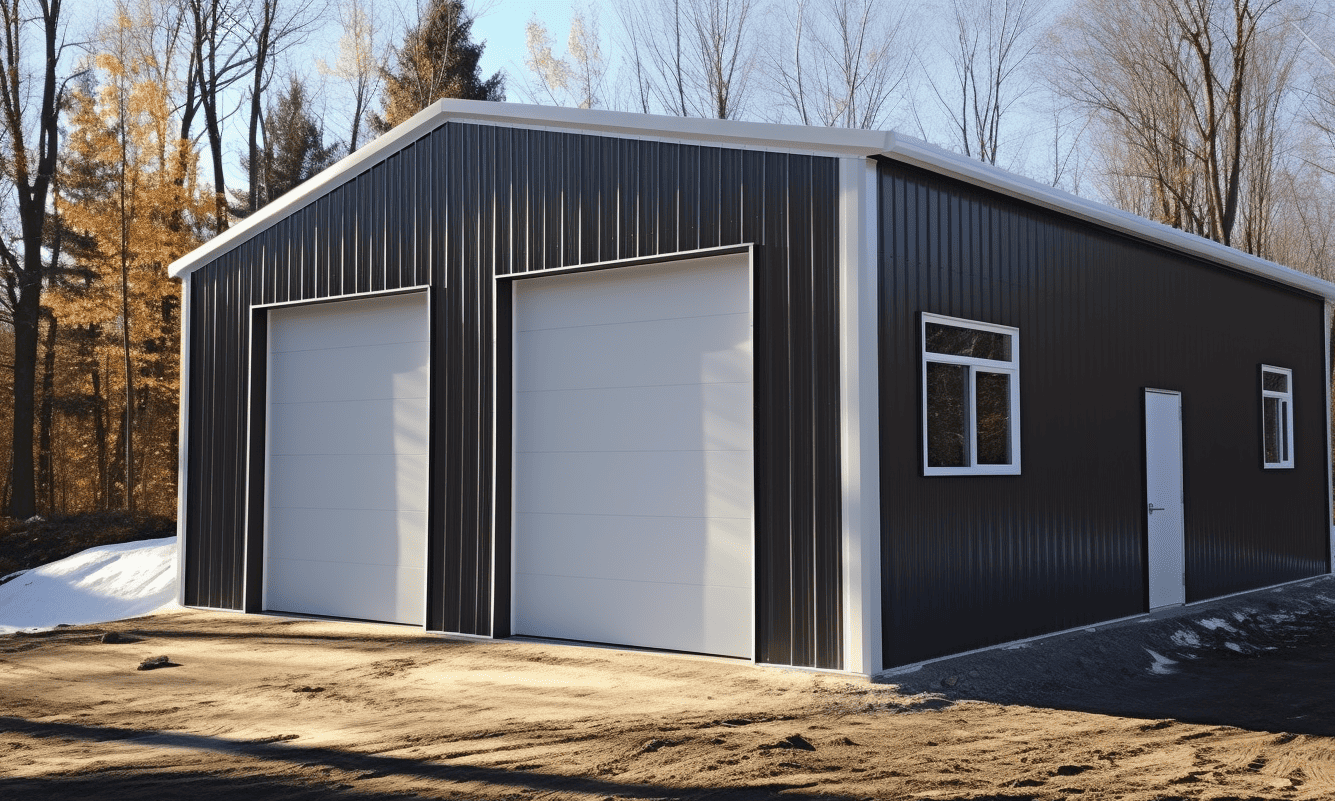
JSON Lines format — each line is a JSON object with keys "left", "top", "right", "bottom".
{"left": 167, "top": 100, "right": 1335, "bottom": 303}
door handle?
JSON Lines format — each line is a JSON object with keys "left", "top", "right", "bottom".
{"left": 1148, "top": 502, "right": 1166, "bottom": 514}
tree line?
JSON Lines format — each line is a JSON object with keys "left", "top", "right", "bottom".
{"left": 528, "top": 0, "right": 1335, "bottom": 273}
{"left": 0, "top": 0, "right": 500, "bottom": 519}
{"left": 2, "top": 0, "right": 1333, "bottom": 521}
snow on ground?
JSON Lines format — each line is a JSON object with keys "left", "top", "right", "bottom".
{"left": 0, "top": 537, "right": 178, "bottom": 634}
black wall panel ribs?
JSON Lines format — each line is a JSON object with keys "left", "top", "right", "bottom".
{"left": 878, "top": 160, "right": 1329, "bottom": 668}
{"left": 182, "top": 123, "right": 843, "bottom": 669}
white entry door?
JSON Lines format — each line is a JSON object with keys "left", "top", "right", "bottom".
{"left": 265, "top": 292, "right": 430, "bottom": 625}
{"left": 512, "top": 254, "right": 754, "bottom": 658}
{"left": 1145, "top": 389, "right": 1186, "bottom": 608}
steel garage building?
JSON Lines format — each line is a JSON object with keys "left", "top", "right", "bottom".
{"left": 169, "top": 101, "right": 1335, "bottom": 674}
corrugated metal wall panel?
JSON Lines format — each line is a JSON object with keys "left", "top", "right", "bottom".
{"left": 181, "top": 123, "right": 843, "bottom": 668}
{"left": 878, "top": 160, "right": 1329, "bottom": 668}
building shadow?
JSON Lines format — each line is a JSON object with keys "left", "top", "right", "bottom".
{"left": 878, "top": 576, "right": 1335, "bottom": 736}
{"left": 0, "top": 716, "right": 863, "bottom": 801}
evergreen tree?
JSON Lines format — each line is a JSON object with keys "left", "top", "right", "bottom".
{"left": 234, "top": 76, "right": 339, "bottom": 215}
{"left": 371, "top": 0, "right": 503, "bottom": 134}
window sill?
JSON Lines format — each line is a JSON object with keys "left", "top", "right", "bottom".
{"left": 923, "top": 465, "right": 1022, "bottom": 477}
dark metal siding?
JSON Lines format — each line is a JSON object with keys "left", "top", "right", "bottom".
{"left": 183, "top": 138, "right": 433, "bottom": 611}
{"left": 182, "top": 123, "right": 843, "bottom": 668}
{"left": 878, "top": 160, "right": 1329, "bottom": 668}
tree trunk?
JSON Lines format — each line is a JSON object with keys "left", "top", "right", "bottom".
{"left": 121, "top": 230, "right": 135, "bottom": 515}
{"left": 196, "top": 0, "right": 229, "bottom": 232}
{"left": 247, "top": 1, "right": 273, "bottom": 213}
{"left": 0, "top": 0, "right": 67, "bottom": 519}
{"left": 91, "top": 361, "right": 108, "bottom": 511}
{"left": 37, "top": 310, "right": 56, "bottom": 514}
{"left": 7, "top": 282, "right": 38, "bottom": 519}
{"left": 108, "top": 407, "right": 125, "bottom": 507}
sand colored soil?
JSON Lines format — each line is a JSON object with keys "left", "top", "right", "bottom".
{"left": 2, "top": 607, "right": 1335, "bottom": 800}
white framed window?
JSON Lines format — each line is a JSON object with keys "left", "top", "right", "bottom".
{"left": 921, "top": 313, "right": 1020, "bottom": 476}
{"left": 1260, "top": 365, "right": 1294, "bottom": 469}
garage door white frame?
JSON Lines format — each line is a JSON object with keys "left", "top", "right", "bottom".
{"left": 501, "top": 244, "right": 756, "bottom": 660}
{"left": 255, "top": 286, "right": 432, "bottom": 627}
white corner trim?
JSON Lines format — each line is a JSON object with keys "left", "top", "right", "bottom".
{"left": 175, "top": 278, "right": 191, "bottom": 606}
{"left": 839, "top": 157, "right": 882, "bottom": 677}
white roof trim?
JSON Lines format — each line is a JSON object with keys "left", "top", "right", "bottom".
{"left": 882, "top": 134, "right": 1335, "bottom": 302}
{"left": 168, "top": 100, "right": 1335, "bottom": 303}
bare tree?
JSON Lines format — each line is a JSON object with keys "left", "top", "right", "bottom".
{"left": 1050, "top": 0, "right": 1300, "bottom": 250}
{"left": 188, "top": 0, "right": 252, "bottom": 233}
{"left": 618, "top": 0, "right": 690, "bottom": 115}
{"left": 566, "top": 6, "right": 607, "bottom": 109}
{"left": 1294, "top": 13, "right": 1335, "bottom": 168}
{"left": 1263, "top": 13, "right": 1335, "bottom": 278}
{"left": 523, "top": 15, "right": 572, "bottom": 105}
{"left": 0, "top": 0, "right": 76, "bottom": 518}
{"left": 523, "top": 5, "right": 608, "bottom": 109}
{"left": 1266, "top": 145, "right": 1335, "bottom": 281}
{"left": 240, "top": 0, "right": 324, "bottom": 216}
{"left": 919, "top": 0, "right": 1048, "bottom": 164}
{"left": 317, "top": 0, "right": 385, "bottom": 151}
{"left": 618, "top": 0, "right": 758, "bottom": 119}
{"left": 763, "top": 0, "right": 915, "bottom": 129}
{"left": 617, "top": 2, "right": 657, "bottom": 113}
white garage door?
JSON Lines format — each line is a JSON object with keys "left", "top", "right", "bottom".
{"left": 265, "top": 292, "right": 429, "bottom": 625}
{"left": 513, "top": 254, "right": 753, "bottom": 658}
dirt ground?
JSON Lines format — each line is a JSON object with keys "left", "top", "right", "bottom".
{"left": 5, "top": 579, "right": 1335, "bottom": 800}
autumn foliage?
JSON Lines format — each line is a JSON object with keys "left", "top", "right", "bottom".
{"left": 19, "top": 18, "right": 210, "bottom": 516}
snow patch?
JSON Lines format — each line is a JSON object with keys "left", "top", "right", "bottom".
{"left": 1196, "top": 617, "right": 1236, "bottom": 632}
{"left": 1145, "top": 649, "right": 1178, "bottom": 675}
{"left": 0, "top": 536, "right": 178, "bottom": 634}
{"left": 1170, "top": 629, "right": 1201, "bottom": 648}
{"left": 1224, "top": 642, "right": 1244, "bottom": 652}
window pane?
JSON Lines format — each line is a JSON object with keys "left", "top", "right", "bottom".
{"left": 1263, "top": 370, "right": 1288, "bottom": 393}
{"left": 927, "top": 362, "right": 968, "bottom": 467}
{"left": 926, "top": 322, "right": 1011, "bottom": 361}
{"left": 1264, "top": 396, "right": 1280, "bottom": 464}
{"left": 1281, "top": 400, "right": 1289, "bottom": 463}
{"left": 976, "top": 372, "right": 1011, "bottom": 465}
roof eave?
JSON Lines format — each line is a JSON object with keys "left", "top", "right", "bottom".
{"left": 167, "top": 101, "right": 1335, "bottom": 304}
{"left": 881, "top": 135, "right": 1335, "bottom": 303}
{"left": 166, "top": 100, "right": 891, "bottom": 278}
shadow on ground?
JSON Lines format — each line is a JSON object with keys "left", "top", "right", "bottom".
{"left": 0, "top": 716, "right": 868, "bottom": 801}
{"left": 881, "top": 575, "right": 1335, "bottom": 736}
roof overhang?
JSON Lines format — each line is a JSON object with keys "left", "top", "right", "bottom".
{"left": 167, "top": 100, "right": 1335, "bottom": 303}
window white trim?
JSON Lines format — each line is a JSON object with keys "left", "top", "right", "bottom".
{"left": 1260, "top": 364, "right": 1294, "bottom": 469}
{"left": 921, "top": 313, "right": 1021, "bottom": 477}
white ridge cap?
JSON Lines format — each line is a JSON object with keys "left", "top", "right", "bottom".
{"left": 167, "top": 101, "right": 1335, "bottom": 303}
